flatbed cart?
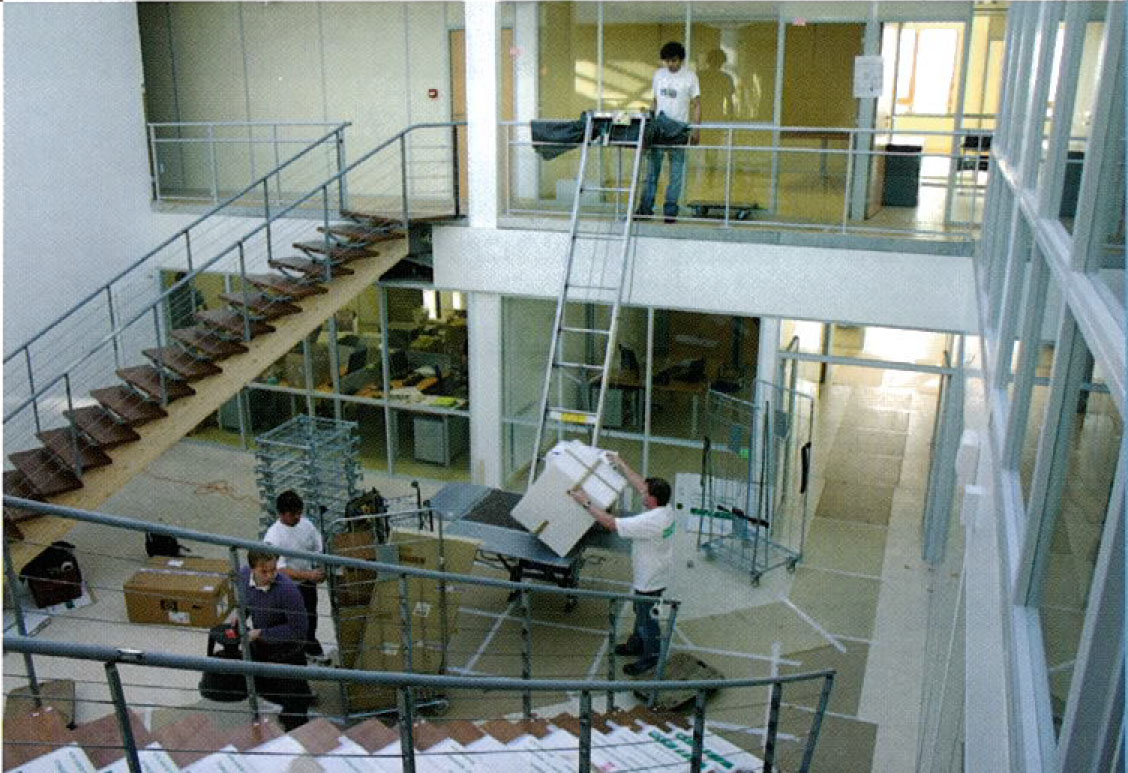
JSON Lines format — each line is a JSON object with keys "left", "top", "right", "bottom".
{"left": 697, "top": 386, "right": 813, "bottom": 586}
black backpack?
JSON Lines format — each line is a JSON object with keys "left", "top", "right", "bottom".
{"left": 145, "top": 531, "right": 188, "bottom": 558}
{"left": 198, "top": 623, "right": 248, "bottom": 702}
{"left": 19, "top": 541, "right": 83, "bottom": 608}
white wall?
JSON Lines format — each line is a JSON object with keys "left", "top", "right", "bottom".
{"left": 3, "top": 2, "right": 158, "bottom": 352}
{"left": 434, "top": 226, "right": 979, "bottom": 333}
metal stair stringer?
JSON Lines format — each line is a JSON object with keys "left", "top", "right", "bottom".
{"left": 45, "top": 241, "right": 409, "bottom": 514}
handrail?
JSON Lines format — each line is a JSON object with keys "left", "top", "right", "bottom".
{"left": 3, "top": 122, "right": 350, "bottom": 364}
{"left": 2, "top": 495, "right": 674, "bottom": 608}
{"left": 3, "top": 120, "right": 464, "bottom": 426}
{"left": 149, "top": 120, "right": 347, "bottom": 128}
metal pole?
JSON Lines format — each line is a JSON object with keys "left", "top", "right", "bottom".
{"left": 4, "top": 549, "right": 42, "bottom": 708}
{"left": 228, "top": 546, "right": 260, "bottom": 718}
{"left": 605, "top": 600, "right": 618, "bottom": 712}
{"left": 840, "top": 134, "right": 855, "bottom": 234}
{"left": 184, "top": 231, "right": 194, "bottom": 273}
{"left": 238, "top": 243, "right": 253, "bottom": 345}
{"left": 763, "top": 680, "right": 783, "bottom": 771}
{"left": 723, "top": 127, "right": 734, "bottom": 227}
{"left": 151, "top": 306, "right": 168, "bottom": 406}
{"left": 106, "top": 286, "right": 122, "bottom": 370}
{"left": 578, "top": 690, "right": 593, "bottom": 773}
{"left": 336, "top": 128, "right": 349, "bottom": 211}
{"left": 262, "top": 181, "right": 273, "bottom": 264}
{"left": 149, "top": 124, "right": 162, "bottom": 202}
{"left": 208, "top": 124, "right": 219, "bottom": 204}
{"left": 396, "top": 686, "right": 417, "bottom": 773}
{"left": 62, "top": 376, "right": 82, "bottom": 478}
{"left": 450, "top": 125, "right": 461, "bottom": 217}
{"left": 25, "top": 349, "right": 41, "bottom": 435}
{"left": 520, "top": 586, "right": 533, "bottom": 719}
{"left": 104, "top": 663, "right": 142, "bottom": 773}
{"left": 649, "top": 600, "right": 679, "bottom": 708}
{"left": 400, "top": 134, "right": 411, "bottom": 227}
{"left": 798, "top": 673, "right": 835, "bottom": 773}
{"left": 690, "top": 689, "right": 707, "bottom": 773}
{"left": 398, "top": 574, "right": 414, "bottom": 672}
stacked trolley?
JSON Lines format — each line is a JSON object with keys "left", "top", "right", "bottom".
{"left": 697, "top": 382, "right": 814, "bottom": 585}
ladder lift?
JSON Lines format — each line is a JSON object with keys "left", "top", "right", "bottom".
{"left": 528, "top": 111, "right": 649, "bottom": 488}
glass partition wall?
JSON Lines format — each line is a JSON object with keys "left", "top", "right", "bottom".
{"left": 189, "top": 279, "right": 471, "bottom": 482}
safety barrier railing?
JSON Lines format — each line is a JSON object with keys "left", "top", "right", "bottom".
{"left": 2, "top": 121, "right": 463, "bottom": 489}
{"left": 504, "top": 119, "right": 995, "bottom": 241}
{"left": 5, "top": 635, "right": 835, "bottom": 773}
{"left": 148, "top": 121, "right": 351, "bottom": 205}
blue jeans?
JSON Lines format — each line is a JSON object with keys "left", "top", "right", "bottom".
{"left": 638, "top": 146, "right": 687, "bottom": 218}
{"left": 631, "top": 589, "right": 664, "bottom": 664}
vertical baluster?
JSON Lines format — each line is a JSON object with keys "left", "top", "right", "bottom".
{"left": 649, "top": 600, "right": 679, "bottom": 708}
{"left": 62, "top": 375, "right": 82, "bottom": 478}
{"left": 104, "top": 662, "right": 141, "bottom": 773}
{"left": 228, "top": 547, "right": 260, "bottom": 719}
{"left": 184, "top": 231, "right": 194, "bottom": 273}
{"left": 605, "top": 599, "right": 618, "bottom": 712}
{"left": 208, "top": 124, "right": 219, "bottom": 204}
{"left": 396, "top": 685, "right": 417, "bottom": 773}
{"left": 4, "top": 550, "right": 42, "bottom": 709}
{"left": 400, "top": 134, "right": 410, "bottom": 225}
{"left": 399, "top": 573, "right": 414, "bottom": 672}
{"left": 450, "top": 124, "right": 460, "bottom": 217}
{"left": 262, "top": 180, "right": 273, "bottom": 264}
{"left": 336, "top": 128, "right": 349, "bottom": 211}
{"left": 763, "top": 680, "right": 783, "bottom": 772}
{"left": 25, "top": 349, "right": 41, "bottom": 435}
{"left": 840, "top": 132, "right": 855, "bottom": 234}
{"left": 106, "top": 286, "right": 121, "bottom": 371}
{"left": 723, "top": 127, "right": 734, "bottom": 228}
{"left": 151, "top": 306, "right": 168, "bottom": 406}
{"left": 799, "top": 673, "right": 835, "bottom": 773}
{"left": 690, "top": 689, "right": 707, "bottom": 773}
{"left": 237, "top": 242, "right": 253, "bottom": 344}
{"left": 578, "top": 690, "right": 592, "bottom": 773}
{"left": 520, "top": 586, "right": 533, "bottom": 719}
{"left": 149, "top": 123, "right": 162, "bottom": 202}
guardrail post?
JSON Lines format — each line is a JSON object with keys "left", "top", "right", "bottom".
{"left": 400, "top": 134, "right": 410, "bottom": 226}
{"left": 840, "top": 134, "right": 855, "bottom": 234}
{"left": 271, "top": 124, "right": 281, "bottom": 204}
{"left": 519, "top": 586, "right": 533, "bottom": 719}
{"left": 763, "top": 680, "right": 783, "bottom": 772}
{"left": 237, "top": 242, "right": 253, "bottom": 344}
{"left": 24, "top": 349, "right": 41, "bottom": 435}
{"left": 149, "top": 123, "right": 161, "bottom": 202}
{"left": 450, "top": 125, "right": 461, "bottom": 217}
{"left": 396, "top": 686, "right": 417, "bottom": 773}
{"left": 398, "top": 573, "right": 414, "bottom": 672}
{"left": 104, "top": 662, "right": 141, "bottom": 773}
{"left": 723, "top": 127, "right": 734, "bottom": 228}
{"left": 63, "top": 376, "right": 82, "bottom": 477}
{"left": 321, "top": 186, "right": 333, "bottom": 284}
{"left": 106, "top": 286, "right": 122, "bottom": 371}
{"left": 578, "top": 690, "right": 592, "bottom": 773}
{"left": 690, "top": 688, "right": 707, "bottom": 773}
{"left": 262, "top": 180, "right": 273, "bottom": 264}
{"left": 208, "top": 124, "right": 219, "bottom": 204}
{"left": 184, "top": 231, "right": 194, "bottom": 273}
{"left": 336, "top": 128, "right": 349, "bottom": 211}
{"left": 648, "top": 599, "right": 679, "bottom": 708}
{"left": 4, "top": 549, "right": 42, "bottom": 709}
{"left": 228, "top": 546, "right": 260, "bottom": 719}
{"left": 605, "top": 599, "right": 618, "bottom": 712}
{"left": 798, "top": 672, "right": 835, "bottom": 773}
{"left": 151, "top": 306, "right": 169, "bottom": 406}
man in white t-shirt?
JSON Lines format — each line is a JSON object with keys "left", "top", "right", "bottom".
{"left": 569, "top": 455, "right": 675, "bottom": 676}
{"left": 637, "top": 41, "right": 701, "bottom": 223}
{"left": 262, "top": 490, "right": 327, "bottom": 659}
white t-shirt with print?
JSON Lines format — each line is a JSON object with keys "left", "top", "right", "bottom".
{"left": 615, "top": 505, "right": 675, "bottom": 592}
{"left": 652, "top": 66, "right": 701, "bottom": 123}
{"left": 263, "top": 517, "right": 323, "bottom": 574}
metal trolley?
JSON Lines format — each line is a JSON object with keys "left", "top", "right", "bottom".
{"left": 697, "top": 382, "right": 814, "bottom": 585}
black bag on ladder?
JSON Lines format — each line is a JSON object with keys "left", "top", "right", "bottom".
{"left": 199, "top": 623, "right": 249, "bottom": 702}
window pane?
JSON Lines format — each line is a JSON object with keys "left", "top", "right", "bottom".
{"left": 1039, "top": 361, "right": 1123, "bottom": 735}
{"left": 1020, "top": 269, "right": 1064, "bottom": 505}
{"left": 1058, "top": 19, "right": 1106, "bottom": 231}
{"left": 913, "top": 29, "right": 958, "bottom": 114}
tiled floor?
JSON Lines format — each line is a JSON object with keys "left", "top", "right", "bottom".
{"left": 4, "top": 356, "right": 940, "bottom": 771}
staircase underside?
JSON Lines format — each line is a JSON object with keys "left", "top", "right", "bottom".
{"left": 6, "top": 241, "right": 408, "bottom": 572}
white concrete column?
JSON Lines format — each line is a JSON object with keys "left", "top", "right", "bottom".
{"left": 513, "top": 2, "right": 540, "bottom": 202}
{"left": 468, "top": 292, "right": 504, "bottom": 487}
{"left": 756, "top": 317, "right": 782, "bottom": 392}
{"left": 466, "top": 0, "right": 499, "bottom": 228}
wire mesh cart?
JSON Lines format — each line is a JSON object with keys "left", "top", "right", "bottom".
{"left": 696, "top": 384, "right": 814, "bottom": 585}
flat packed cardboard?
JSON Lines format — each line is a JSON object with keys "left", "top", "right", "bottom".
{"left": 330, "top": 531, "right": 387, "bottom": 608}
{"left": 124, "top": 557, "right": 233, "bottom": 628}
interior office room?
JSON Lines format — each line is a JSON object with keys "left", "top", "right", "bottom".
{"left": 2, "top": 1, "right": 1123, "bottom": 772}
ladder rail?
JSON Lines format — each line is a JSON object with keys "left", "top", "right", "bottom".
{"left": 528, "top": 112, "right": 649, "bottom": 488}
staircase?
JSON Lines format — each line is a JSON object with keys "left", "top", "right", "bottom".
{"left": 3, "top": 212, "right": 438, "bottom": 572}
{"left": 3, "top": 704, "right": 765, "bottom": 772}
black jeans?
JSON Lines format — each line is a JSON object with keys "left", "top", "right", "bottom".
{"left": 297, "top": 580, "right": 320, "bottom": 654}
{"left": 251, "top": 640, "right": 312, "bottom": 731}
{"left": 631, "top": 588, "right": 664, "bottom": 664}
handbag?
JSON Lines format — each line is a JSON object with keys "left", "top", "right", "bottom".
{"left": 198, "top": 623, "right": 248, "bottom": 702}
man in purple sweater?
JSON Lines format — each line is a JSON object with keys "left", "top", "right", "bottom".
{"left": 237, "top": 549, "right": 313, "bottom": 729}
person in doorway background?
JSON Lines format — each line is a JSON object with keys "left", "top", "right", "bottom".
{"left": 637, "top": 41, "right": 701, "bottom": 223}
{"left": 568, "top": 454, "right": 675, "bottom": 676}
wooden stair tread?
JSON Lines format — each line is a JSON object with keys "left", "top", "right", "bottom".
{"left": 117, "top": 366, "right": 196, "bottom": 402}
{"left": 293, "top": 241, "right": 377, "bottom": 262}
{"left": 246, "top": 273, "right": 327, "bottom": 299}
{"left": 479, "top": 720, "right": 525, "bottom": 745}
{"left": 411, "top": 722, "right": 449, "bottom": 751}
{"left": 170, "top": 327, "right": 249, "bottom": 359}
{"left": 63, "top": 406, "right": 140, "bottom": 448}
{"left": 317, "top": 224, "right": 404, "bottom": 243}
{"left": 268, "top": 256, "right": 354, "bottom": 280}
{"left": 339, "top": 210, "right": 402, "bottom": 228}
{"left": 142, "top": 347, "right": 222, "bottom": 381}
{"left": 151, "top": 714, "right": 220, "bottom": 767}
{"left": 195, "top": 309, "right": 275, "bottom": 337}
{"left": 218, "top": 291, "right": 302, "bottom": 320}
{"left": 7, "top": 449, "right": 82, "bottom": 497}
{"left": 4, "top": 469, "right": 45, "bottom": 512}
{"left": 37, "top": 429, "right": 113, "bottom": 470}
{"left": 90, "top": 386, "right": 167, "bottom": 425}
{"left": 70, "top": 711, "right": 153, "bottom": 768}
{"left": 343, "top": 718, "right": 399, "bottom": 752}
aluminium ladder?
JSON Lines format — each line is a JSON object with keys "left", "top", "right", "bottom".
{"left": 527, "top": 111, "right": 649, "bottom": 488}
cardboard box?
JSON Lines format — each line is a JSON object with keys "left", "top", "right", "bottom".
{"left": 331, "top": 531, "right": 388, "bottom": 608}
{"left": 511, "top": 441, "right": 629, "bottom": 556}
{"left": 388, "top": 527, "right": 479, "bottom": 577}
{"left": 124, "top": 557, "right": 233, "bottom": 628}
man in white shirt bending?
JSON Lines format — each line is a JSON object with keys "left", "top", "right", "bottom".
{"left": 637, "top": 41, "right": 701, "bottom": 223}
{"left": 569, "top": 455, "right": 675, "bottom": 676}
{"left": 263, "top": 490, "right": 327, "bottom": 659}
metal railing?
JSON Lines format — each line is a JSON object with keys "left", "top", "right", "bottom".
{"left": 3, "top": 495, "right": 835, "bottom": 772}
{"left": 148, "top": 121, "right": 352, "bottom": 205}
{"left": 3, "top": 121, "right": 463, "bottom": 486}
{"left": 504, "top": 119, "right": 996, "bottom": 241}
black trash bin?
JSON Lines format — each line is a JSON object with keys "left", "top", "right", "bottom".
{"left": 882, "top": 143, "right": 923, "bottom": 207}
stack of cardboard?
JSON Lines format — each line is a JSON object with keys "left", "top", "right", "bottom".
{"left": 123, "top": 557, "right": 233, "bottom": 628}
{"left": 331, "top": 526, "right": 480, "bottom": 712}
